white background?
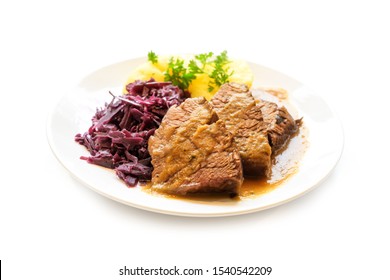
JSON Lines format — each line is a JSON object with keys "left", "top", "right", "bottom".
{"left": 1, "top": 0, "right": 389, "bottom": 279}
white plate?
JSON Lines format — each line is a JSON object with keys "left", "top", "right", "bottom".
{"left": 47, "top": 57, "right": 343, "bottom": 217}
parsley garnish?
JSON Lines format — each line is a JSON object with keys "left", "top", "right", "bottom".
{"left": 150, "top": 50, "right": 233, "bottom": 92}
{"left": 194, "top": 52, "right": 214, "bottom": 70}
{"left": 147, "top": 51, "right": 158, "bottom": 64}
{"left": 208, "top": 51, "right": 233, "bottom": 92}
{"left": 164, "top": 57, "right": 197, "bottom": 91}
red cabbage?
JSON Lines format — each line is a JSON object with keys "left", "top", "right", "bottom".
{"left": 75, "top": 78, "right": 188, "bottom": 187}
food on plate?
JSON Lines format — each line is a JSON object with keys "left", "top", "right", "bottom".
{"left": 148, "top": 97, "right": 243, "bottom": 196}
{"left": 75, "top": 79, "right": 188, "bottom": 187}
{"left": 210, "top": 83, "right": 272, "bottom": 177}
{"left": 75, "top": 52, "right": 305, "bottom": 200}
{"left": 259, "top": 100, "right": 301, "bottom": 153}
{"left": 124, "top": 51, "right": 253, "bottom": 100}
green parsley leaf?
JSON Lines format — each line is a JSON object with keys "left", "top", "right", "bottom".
{"left": 195, "top": 52, "right": 213, "bottom": 68}
{"left": 208, "top": 50, "right": 233, "bottom": 91}
{"left": 147, "top": 51, "right": 158, "bottom": 64}
{"left": 188, "top": 59, "right": 203, "bottom": 74}
{"left": 214, "top": 50, "right": 229, "bottom": 66}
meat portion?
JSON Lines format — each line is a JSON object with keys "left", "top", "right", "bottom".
{"left": 258, "top": 100, "right": 300, "bottom": 153}
{"left": 148, "top": 97, "right": 243, "bottom": 196}
{"left": 211, "top": 83, "right": 272, "bottom": 177}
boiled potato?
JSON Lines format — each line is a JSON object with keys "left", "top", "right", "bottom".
{"left": 189, "top": 59, "right": 253, "bottom": 100}
{"left": 124, "top": 54, "right": 253, "bottom": 100}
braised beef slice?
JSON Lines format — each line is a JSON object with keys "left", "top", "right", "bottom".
{"left": 211, "top": 83, "right": 272, "bottom": 177}
{"left": 258, "top": 100, "right": 300, "bottom": 153}
{"left": 148, "top": 97, "right": 243, "bottom": 196}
